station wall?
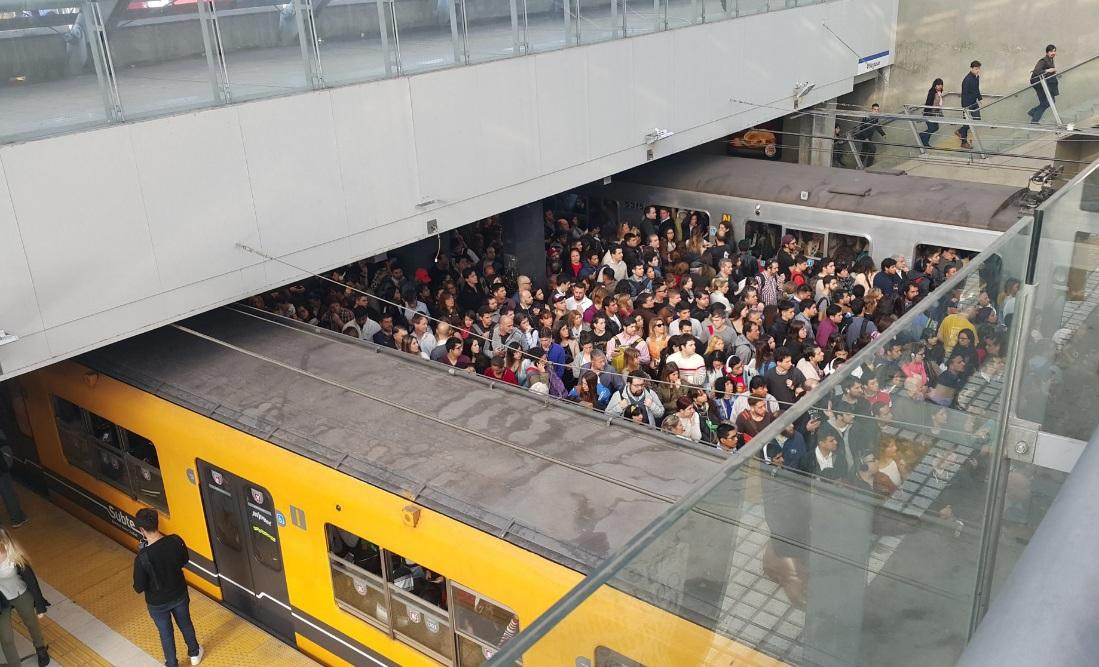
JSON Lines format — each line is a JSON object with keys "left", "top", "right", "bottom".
{"left": 0, "top": 0, "right": 898, "bottom": 380}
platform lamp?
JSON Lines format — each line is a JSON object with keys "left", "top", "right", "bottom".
{"left": 793, "top": 81, "right": 816, "bottom": 109}
{"left": 0, "top": 330, "right": 18, "bottom": 375}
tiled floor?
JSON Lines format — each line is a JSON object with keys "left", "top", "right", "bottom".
{"left": 5, "top": 486, "right": 317, "bottom": 667}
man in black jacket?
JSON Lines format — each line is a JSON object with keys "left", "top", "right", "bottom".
{"left": 956, "top": 60, "right": 982, "bottom": 148}
{"left": 1028, "top": 44, "right": 1059, "bottom": 124}
{"left": 854, "top": 103, "right": 887, "bottom": 167}
{"left": 134, "top": 508, "right": 203, "bottom": 666}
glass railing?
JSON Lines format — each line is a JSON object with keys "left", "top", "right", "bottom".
{"left": 487, "top": 159, "right": 1099, "bottom": 666}
{"left": 848, "top": 55, "right": 1099, "bottom": 172}
{"left": 0, "top": 0, "right": 835, "bottom": 144}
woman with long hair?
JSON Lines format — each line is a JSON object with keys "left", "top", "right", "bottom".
{"left": 657, "top": 363, "right": 690, "bottom": 415}
{"left": 919, "top": 77, "right": 945, "bottom": 147}
{"left": 0, "top": 529, "right": 50, "bottom": 667}
{"left": 853, "top": 256, "right": 876, "bottom": 295}
{"left": 646, "top": 319, "right": 670, "bottom": 370}
{"left": 753, "top": 335, "right": 777, "bottom": 377}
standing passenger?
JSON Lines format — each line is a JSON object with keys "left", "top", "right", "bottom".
{"left": 956, "top": 60, "right": 982, "bottom": 149}
{"left": 0, "top": 529, "right": 49, "bottom": 666}
{"left": 133, "top": 508, "right": 203, "bottom": 666}
{"left": 1028, "top": 44, "right": 1059, "bottom": 124}
{"left": 919, "top": 78, "right": 944, "bottom": 147}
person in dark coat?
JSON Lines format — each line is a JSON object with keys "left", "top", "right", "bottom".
{"left": 854, "top": 103, "right": 887, "bottom": 167}
{"left": 956, "top": 61, "right": 982, "bottom": 148}
{"left": 919, "top": 78, "right": 945, "bottom": 147}
{"left": 1028, "top": 45, "right": 1059, "bottom": 123}
{"left": 0, "top": 529, "right": 49, "bottom": 667}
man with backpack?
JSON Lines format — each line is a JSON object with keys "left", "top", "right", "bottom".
{"left": 845, "top": 298, "right": 879, "bottom": 351}
{"left": 604, "top": 372, "right": 664, "bottom": 427}
{"left": 1028, "top": 45, "right": 1059, "bottom": 124}
{"left": 133, "top": 508, "right": 203, "bottom": 666}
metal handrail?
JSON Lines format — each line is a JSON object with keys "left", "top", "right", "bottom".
{"left": 939, "top": 53, "right": 1099, "bottom": 113}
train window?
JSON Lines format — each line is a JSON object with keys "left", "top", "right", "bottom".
{"left": 51, "top": 397, "right": 97, "bottom": 476}
{"left": 246, "top": 485, "right": 282, "bottom": 572}
{"left": 326, "top": 525, "right": 389, "bottom": 629}
{"left": 744, "top": 221, "right": 781, "bottom": 260}
{"left": 785, "top": 228, "right": 826, "bottom": 260}
{"left": 828, "top": 232, "right": 871, "bottom": 265}
{"left": 385, "top": 550, "right": 454, "bottom": 662}
{"left": 451, "top": 582, "right": 520, "bottom": 666}
{"left": 52, "top": 397, "right": 84, "bottom": 431}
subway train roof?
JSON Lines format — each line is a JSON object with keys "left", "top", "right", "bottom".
{"left": 615, "top": 154, "right": 1025, "bottom": 231}
{"left": 80, "top": 307, "right": 724, "bottom": 573}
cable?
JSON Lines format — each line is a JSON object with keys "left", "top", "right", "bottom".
{"left": 236, "top": 244, "right": 999, "bottom": 438}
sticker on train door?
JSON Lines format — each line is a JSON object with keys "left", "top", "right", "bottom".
{"left": 251, "top": 488, "right": 264, "bottom": 505}
{"left": 211, "top": 471, "right": 224, "bottom": 486}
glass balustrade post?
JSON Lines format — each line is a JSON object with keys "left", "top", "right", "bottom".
{"left": 509, "top": 0, "right": 521, "bottom": 55}
{"left": 196, "top": 0, "right": 231, "bottom": 104}
{"left": 376, "top": 0, "right": 395, "bottom": 76}
{"left": 291, "top": 0, "right": 325, "bottom": 89}
{"left": 450, "top": 0, "right": 465, "bottom": 64}
{"left": 846, "top": 131, "right": 864, "bottom": 169}
{"left": 1039, "top": 77, "right": 1063, "bottom": 126}
{"left": 80, "top": 0, "right": 124, "bottom": 122}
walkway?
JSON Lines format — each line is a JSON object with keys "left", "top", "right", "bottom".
{"left": 4, "top": 484, "right": 317, "bottom": 666}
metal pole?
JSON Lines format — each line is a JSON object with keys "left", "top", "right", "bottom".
{"left": 447, "top": 0, "right": 462, "bottom": 64}
{"left": 903, "top": 105, "right": 927, "bottom": 155}
{"left": 459, "top": 0, "right": 470, "bottom": 63}
{"left": 376, "top": 0, "right": 393, "bottom": 76}
{"left": 1039, "top": 76, "right": 1063, "bottom": 126}
{"left": 509, "top": 0, "right": 520, "bottom": 55}
{"left": 846, "top": 131, "right": 864, "bottom": 169}
{"left": 292, "top": 0, "right": 324, "bottom": 89}
{"left": 969, "top": 282, "right": 1036, "bottom": 634}
{"left": 965, "top": 108, "right": 988, "bottom": 160}
{"left": 195, "top": 0, "right": 224, "bottom": 103}
{"left": 81, "top": 0, "right": 124, "bottom": 122}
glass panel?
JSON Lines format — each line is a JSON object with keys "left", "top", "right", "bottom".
{"left": 452, "top": 582, "right": 519, "bottom": 647}
{"left": 518, "top": 0, "right": 568, "bottom": 53}
{"left": 206, "top": 471, "right": 243, "bottom": 552}
{"left": 575, "top": 0, "right": 617, "bottom": 45}
{"left": 462, "top": 0, "right": 519, "bottom": 61}
{"left": 0, "top": 3, "right": 107, "bottom": 141}
{"left": 391, "top": 0, "right": 461, "bottom": 74}
{"left": 327, "top": 524, "right": 384, "bottom": 576}
{"left": 743, "top": 221, "right": 781, "bottom": 263}
{"left": 127, "top": 457, "right": 168, "bottom": 513}
{"left": 827, "top": 232, "right": 869, "bottom": 266}
{"left": 95, "top": 442, "right": 133, "bottom": 495}
{"left": 391, "top": 589, "right": 456, "bottom": 662}
{"left": 52, "top": 397, "right": 84, "bottom": 431}
{"left": 1017, "top": 161, "right": 1099, "bottom": 441}
{"left": 314, "top": 0, "right": 388, "bottom": 85}
{"left": 106, "top": 3, "right": 215, "bottom": 119}
{"left": 218, "top": 0, "right": 309, "bottom": 101}
{"left": 56, "top": 424, "right": 98, "bottom": 475}
{"left": 621, "top": 0, "right": 658, "bottom": 37}
{"left": 733, "top": 0, "right": 768, "bottom": 16}
{"left": 490, "top": 217, "right": 1038, "bottom": 666}
{"left": 1041, "top": 56, "right": 1099, "bottom": 127}
{"left": 784, "top": 227, "right": 825, "bottom": 260}
{"left": 663, "top": 0, "right": 697, "bottom": 29}
{"left": 331, "top": 558, "right": 391, "bottom": 627}
{"left": 701, "top": 0, "right": 728, "bottom": 23}
{"left": 246, "top": 484, "right": 282, "bottom": 571}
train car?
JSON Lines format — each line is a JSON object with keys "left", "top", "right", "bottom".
{"left": 8, "top": 306, "right": 780, "bottom": 666}
{"left": 591, "top": 155, "right": 1026, "bottom": 263}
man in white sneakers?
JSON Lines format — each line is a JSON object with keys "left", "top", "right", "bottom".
{"left": 134, "top": 508, "right": 204, "bottom": 666}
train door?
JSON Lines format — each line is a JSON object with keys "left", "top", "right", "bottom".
{"left": 196, "top": 459, "right": 294, "bottom": 643}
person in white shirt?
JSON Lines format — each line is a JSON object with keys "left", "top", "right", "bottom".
{"left": 601, "top": 245, "right": 628, "bottom": 282}
{"left": 410, "top": 314, "right": 436, "bottom": 359}
{"left": 665, "top": 338, "right": 706, "bottom": 386}
{"left": 564, "top": 284, "right": 593, "bottom": 314}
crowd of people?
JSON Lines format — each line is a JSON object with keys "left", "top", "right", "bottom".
{"left": 248, "top": 203, "right": 1014, "bottom": 465}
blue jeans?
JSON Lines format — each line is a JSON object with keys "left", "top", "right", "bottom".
{"left": 919, "top": 121, "right": 939, "bottom": 146}
{"left": 148, "top": 594, "right": 199, "bottom": 667}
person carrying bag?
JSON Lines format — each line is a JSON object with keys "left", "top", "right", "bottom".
{"left": 0, "top": 528, "right": 49, "bottom": 666}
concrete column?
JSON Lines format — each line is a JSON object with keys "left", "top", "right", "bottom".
{"left": 799, "top": 100, "right": 837, "bottom": 167}
{"left": 500, "top": 202, "right": 547, "bottom": 289}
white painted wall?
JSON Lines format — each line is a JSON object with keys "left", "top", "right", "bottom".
{"left": 0, "top": 0, "right": 898, "bottom": 380}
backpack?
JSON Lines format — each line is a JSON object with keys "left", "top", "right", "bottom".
{"left": 611, "top": 339, "right": 628, "bottom": 372}
{"left": 855, "top": 317, "right": 873, "bottom": 350}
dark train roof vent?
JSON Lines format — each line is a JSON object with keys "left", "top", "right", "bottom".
{"left": 826, "top": 185, "right": 873, "bottom": 197}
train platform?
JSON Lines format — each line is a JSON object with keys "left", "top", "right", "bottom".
{"left": 3, "top": 482, "right": 317, "bottom": 667}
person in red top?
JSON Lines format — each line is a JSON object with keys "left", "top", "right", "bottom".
{"left": 789, "top": 256, "right": 810, "bottom": 288}
{"left": 564, "top": 248, "right": 584, "bottom": 280}
{"left": 482, "top": 355, "right": 518, "bottom": 385}
{"left": 735, "top": 396, "right": 775, "bottom": 446}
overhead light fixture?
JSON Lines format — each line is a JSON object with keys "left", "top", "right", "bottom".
{"left": 0, "top": 330, "right": 18, "bottom": 347}
{"left": 793, "top": 82, "right": 816, "bottom": 109}
{"left": 644, "top": 128, "right": 674, "bottom": 145}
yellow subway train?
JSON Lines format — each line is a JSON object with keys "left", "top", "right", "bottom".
{"left": 3, "top": 307, "right": 781, "bottom": 666}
